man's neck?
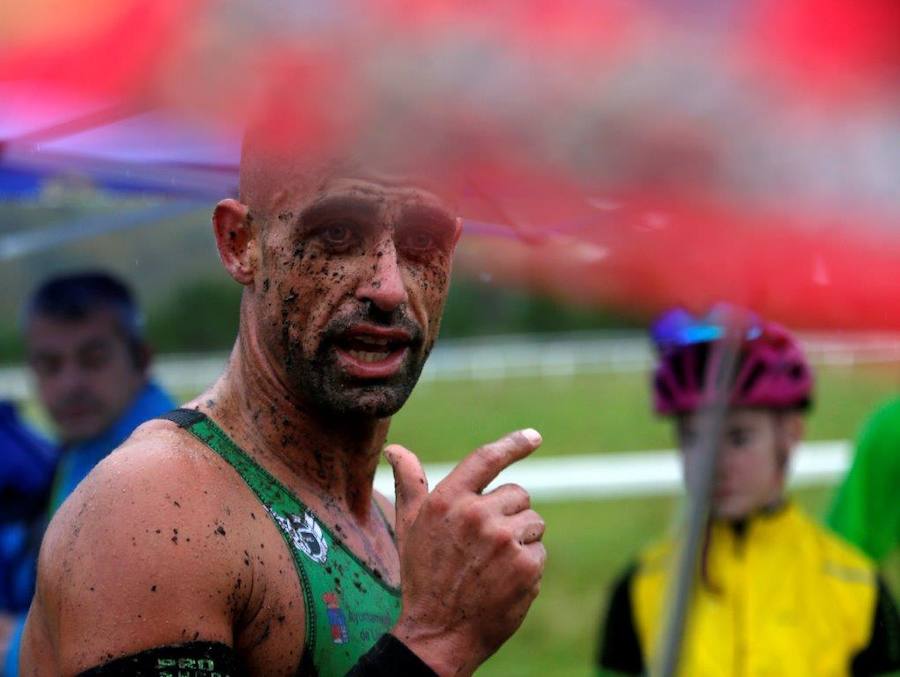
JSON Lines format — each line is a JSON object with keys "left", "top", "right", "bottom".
{"left": 198, "top": 336, "right": 390, "bottom": 520}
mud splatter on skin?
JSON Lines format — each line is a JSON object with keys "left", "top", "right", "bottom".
{"left": 253, "top": 179, "right": 456, "bottom": 424}
{"left": 311, "top": 445, "right": 336, "bottom": 483}
{"left": 212, "top": 182, "right": 453, "bottom": 660}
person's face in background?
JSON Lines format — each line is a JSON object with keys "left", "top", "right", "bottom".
{"left": 26, "top": 309, "right": 147, "bottom": 444}
{"left": 677, "top": 408, "right": 804, "bottom": 520}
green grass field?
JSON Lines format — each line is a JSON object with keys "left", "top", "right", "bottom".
{"left": 18, "top": 360, "right": 900, "bottom": 674}
{"left": 384, "top": 363, "right": 900, "bottom": 675}
{"left": 387, "top": 363, "right": 900, "bottom": 460}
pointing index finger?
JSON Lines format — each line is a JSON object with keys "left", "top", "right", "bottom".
{"left": 439, "top": 429, "right": 542, "bottom": 494}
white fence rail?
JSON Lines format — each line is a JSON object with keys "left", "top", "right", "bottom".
{"left": 3, "top": 331, "right": 900, "bottom": 400}
{"left": 372, "top": 441, "right": 852, "bottom": 502}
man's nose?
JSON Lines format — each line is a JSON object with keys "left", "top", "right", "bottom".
{"left": 355, "top": 240, "right": 409, "bottom": 312}
{"left": 49, "top": 360, "right": 86, "bottom": 395}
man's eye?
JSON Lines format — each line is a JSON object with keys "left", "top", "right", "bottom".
{"left": 399, "top": 230, "right": 437, "bottom": 253}
{"left": 30, "top": 356, "right": 60, "bottom": 378}
{"left": 317, "top": 223, "right": 356, "bottom": 248}
{"left": 322, "top": 223, "right": 353, "bottom": 244}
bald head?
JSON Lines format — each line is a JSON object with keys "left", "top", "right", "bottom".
{"left": 238, "top": 123, "right": 461, "bottom": 228}
{"left": 238, "top": 129, "right": 337, "bottom": 225}
{"left": 217, "top": 127, "right": 464, "bottom": 420}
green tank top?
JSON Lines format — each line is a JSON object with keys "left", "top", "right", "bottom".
{"left": 161, "top": 409, "right": 402, "bottom": 676}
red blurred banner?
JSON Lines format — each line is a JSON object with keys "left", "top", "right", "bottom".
{"left": 2, "top": 0, "right": 898, "bottom": 328}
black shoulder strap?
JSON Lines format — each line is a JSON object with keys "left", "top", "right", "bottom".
{"left": 157, "top": 408, "right": 208, "bottom": 430}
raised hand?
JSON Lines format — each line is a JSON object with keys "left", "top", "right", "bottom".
{"left": 385, "top": 429, "right": 546, "bottom": 677}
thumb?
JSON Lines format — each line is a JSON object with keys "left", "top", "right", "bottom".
{"left": 384, "top": 444, "right": 429, "bottom": 549}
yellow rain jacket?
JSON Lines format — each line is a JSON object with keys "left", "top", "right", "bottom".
{"left": 598, "top": 503, "right": 900, "bottom": 676}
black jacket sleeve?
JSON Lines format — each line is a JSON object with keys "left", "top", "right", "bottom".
{"left": 345, "top": 633, "right": 437, "bottom": 676}
{"left": 597, "top": 563, "right": 645, "bottom": 675}
{"left": 851, "top": 577, "right": 900, "bottom": 676}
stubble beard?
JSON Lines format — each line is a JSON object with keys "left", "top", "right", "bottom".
{"left": 282, "top": 314, "right": 431, "bottom": 421}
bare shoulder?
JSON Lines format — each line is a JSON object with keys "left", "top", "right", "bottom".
{"left": 43, "top": 417, "right": 245, "bottom": 565}
{"left": 30, "top": 418, "right": 257, "bottom": 674}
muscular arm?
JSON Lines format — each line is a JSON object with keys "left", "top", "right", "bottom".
{"left": 19, "top": 429, "right": 262, "bottom": 676}
{"left": 22, "top": 423, "right": 544, "bottom": 677}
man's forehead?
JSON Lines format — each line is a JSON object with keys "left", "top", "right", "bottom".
{"left": 239, "top": 143, "right": 459, "bottom": 217}
{"left": 28, "top": 310, "right": 120, "bottom": 340}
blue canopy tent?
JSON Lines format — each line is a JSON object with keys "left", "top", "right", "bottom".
{"left": 0, "top": 85, "right": 241, "bottom": 260}
{"left": 0, "top": 83, "right": 514, "bottom": 263}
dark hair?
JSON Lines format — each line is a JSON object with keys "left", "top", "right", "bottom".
{"left": 22, "top": 272, "right": 147, "bottom": 367}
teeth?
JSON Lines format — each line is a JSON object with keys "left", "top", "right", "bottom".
{"left": 355, "top": 336, "right": 390, "bottom": 347}
{"left": 348, "top": 349, "right": 391, "bottom": 363}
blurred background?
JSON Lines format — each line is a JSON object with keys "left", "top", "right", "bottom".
{"left": 2, "top": 0, "right": 899, "bottom": 674}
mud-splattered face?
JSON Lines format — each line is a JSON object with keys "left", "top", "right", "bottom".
{"left": 256, "top": 176, "right": 460, "bottom": 419}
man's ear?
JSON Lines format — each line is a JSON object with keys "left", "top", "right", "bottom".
{"left": 452, "top": 217, "right": 463, "bottom": 247}
{"left": 212, "top": 199, "right": 257, "bottom": 285}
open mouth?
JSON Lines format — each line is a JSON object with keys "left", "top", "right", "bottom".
{"left": 333, "top": 325, "right": 414, "bottom": 378}
{"left": 344, "top": 335, "right": 399, "bottom": 363}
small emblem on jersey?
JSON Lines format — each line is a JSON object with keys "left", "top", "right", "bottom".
{"left": 268, "top": 509, "right": 329, "bottom": 564}
{"left": 323, "top": 592, "right": 350, "bottom": 645}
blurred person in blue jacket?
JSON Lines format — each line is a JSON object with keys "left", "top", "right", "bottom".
{"left": 1, "top": 272, "right": 175, "bottom": 674}
{"left": 0, "top": 402, "right": 56, "bottom": 611}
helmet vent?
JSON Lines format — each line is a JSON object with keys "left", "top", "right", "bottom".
{"left": 685, "top": 342, "right": 711, "bottom": 390}
{"left": 655, "top": 374, "right": 673, "bottom": 405}
{"left": 739, "top": 361, "right": 766, "bottom": 396}
{"left": 788, "top": 364, "right": 805, "bottom": 381}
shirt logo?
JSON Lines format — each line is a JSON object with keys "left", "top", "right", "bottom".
{"left": 269, "top": 509, "right": 329, "bottom": 564}
{"left": 323, "top": 592, "right": 350, "bottom": 644}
